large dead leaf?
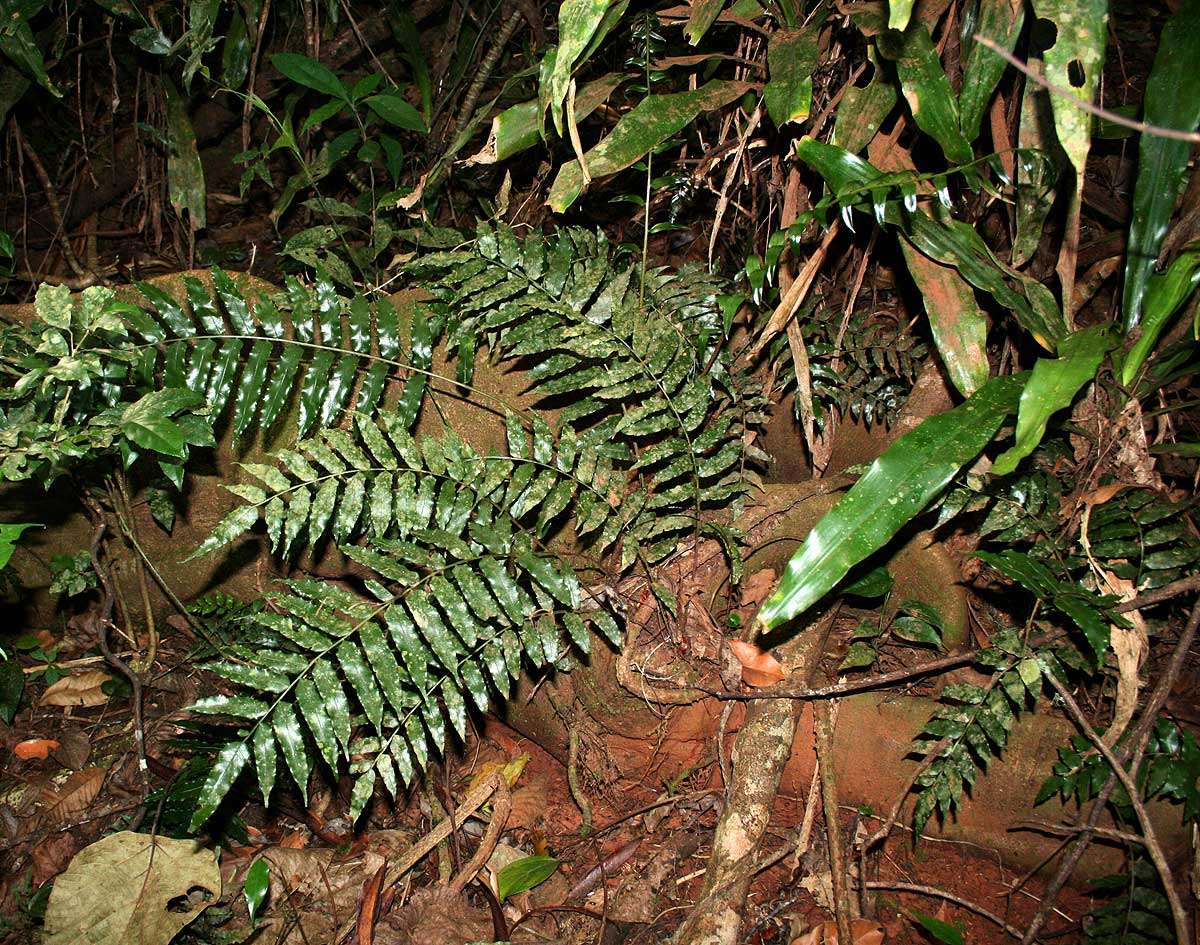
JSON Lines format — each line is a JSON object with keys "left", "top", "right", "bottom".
{"left": 40, "top": 670, "right": 113, "bottom": 708}
{"left": 728, "top": 639, "right": 786, "bottom": 687}
{"left": 44, "top": 831, "right": 221, "bottom": 945}
{"left": 41, "top": 767, "right": 104, "bottom": 822}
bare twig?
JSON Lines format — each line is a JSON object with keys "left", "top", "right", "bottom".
{"left": 1043, "top": 671, "right": 1189, "bottom": 942}
{"left": 816, "top": 701, "right": 853, "bottom": 944}
{"left": 864, "top": 881, "right": 1027, "bottom": 940}
{"left": 450, "top": 6, "right": 523, "bottom": 143}
{"left": 1114, "top": 573, "right": 1200, "bottom": 613}
{"left": 973, "top": 35, "right": 1200, "bottom": 143}
{"left": 88, "top": 523, "right": 148, "bottom": 792}
{"left": 14, "top": 123, "right": 95, "bottom": 282}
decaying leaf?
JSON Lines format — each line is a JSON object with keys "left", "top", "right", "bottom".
{"left": 728, "top": 639, "right": 787, "bottom": 687}
{"left": 40, "top": 670, "right": 113, "bottom": 708}
{"left": 44, "top": 831, "right": 221, "bottom": 945}
{"left": 40, "top": 767, "right": 104, "bottom": 823}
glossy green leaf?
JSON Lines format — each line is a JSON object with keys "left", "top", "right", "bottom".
{"left": 0, "top": 11, "right": 60, "bottom": 96}
{"left": 548, "top": 80, "right": 752, "bottom": 211}
{"left": 243, "top": 858, "right": 269, "bottom": 925}
{"left": 764, "top": 24, "right": 819, "bottom": 127}
{"left": 759, "top": 374, "right": 1024, "bottom": 628}
{"left": 1121, "top": 242, "right": 1200, "bottom": 385}
{"left": 893, "top": 22, "right": 973, "bottom": 164}
{"left": 1012, "top": 69, "right": 1059, "bottom": 267}
{"left": 497, "top": 855, "right": 559, "bottom": 901}
{"left": 994, "top": 325, "right": 1114, "bottom": 474}
{"left": 908, "top": 908, "right": 964, "bottom": 945}
{"left": 272, "top": 52, "right": 349, "bottom": 101}
{"left": 364, "top": 93, "right": 426, "bottom": 133}
{"left": 480, "top": 74, "right": 622, "bottom": 164}
{"left": 958, "top": 0, "right": 1024, "bottom": 141}
{"left": 1122, "top": 0, "right": 1200, "bottom": 331}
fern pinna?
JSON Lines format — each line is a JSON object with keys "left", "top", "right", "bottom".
{"left": 185, "top": 224, "right": 752, "bottom": 825}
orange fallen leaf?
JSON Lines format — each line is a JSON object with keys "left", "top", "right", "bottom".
{"left": 728, "top": 639, "right": 786, "bottom": 687}
{"left": 40, "top": 670, "right": 112, "bottom": 708}
{"left": 13, "top": 738, "right": 60, "bottom": 760}
{"left": 41, "top": 766, "right": 104, "bottom": 823}
{"left": 792, "top": 918, "right": 886, "bottom": 945}
{"left": 279, "top": 832, "right": 309, "bottom": 849}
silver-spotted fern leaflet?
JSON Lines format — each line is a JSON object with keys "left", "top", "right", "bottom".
{"left": 185, "top": 223, "right": 758, "bottom": 827}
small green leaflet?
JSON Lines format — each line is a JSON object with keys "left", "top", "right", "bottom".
{"left": 497, "top": 855, "right": 559, "bottom": 902}
{"left": 243, "top": 858, "right": 270, "bottom": 925}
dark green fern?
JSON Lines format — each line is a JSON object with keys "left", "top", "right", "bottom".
{"left": 185, "top": 225, "right": 754, "bottom": 826}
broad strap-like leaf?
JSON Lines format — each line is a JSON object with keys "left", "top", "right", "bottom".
{"left": 758, "top": 374, "right": 1025, "bottom": 628}
{"left": 993, "top": 324, "right": 1114, "bottom": 475}
{"left": 1121, "top": 0, "right": 1200, "bottom": 331}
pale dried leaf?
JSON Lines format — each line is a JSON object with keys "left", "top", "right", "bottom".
{"left": 40, "top": 670, "right": 113, "bottom": 708}
{"left": 45, "top": 831, "right": 220, "bottom": 945}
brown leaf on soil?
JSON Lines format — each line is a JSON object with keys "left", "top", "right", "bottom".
{"left": 727, "top": 639, "right": 786, "bottom": 687}
{"left": 39, "top": 671, "right": 112, "bottom": 708}
{"left": 51, "top": 730, "right": 91, "bottom": 770}
{"left": 791, "top": 918, "right": 886, "bottom": 945}
{"left": 29, "top": 833, "right": 78, "bottom": 887}
{"left": 13, "top": 739, "right": 60, "bottom": 760}
{"left": 739, "top": 568, "right": 777, "bottom": 609}
{"left": 40, "top": 767, "right": 104, "bottom": 823}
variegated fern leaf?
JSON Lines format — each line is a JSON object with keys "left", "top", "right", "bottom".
{"left": 124, "top": 268, "right": 433, "bottom": 465}
{"left": 188, "top": 504, "right": 620, "bottom": 828}
{"left": 188, "top": 225, "right": 756, "bottom": 826}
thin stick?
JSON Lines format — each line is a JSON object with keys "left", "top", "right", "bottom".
{"left": 1043, "top": 672, "right": 1188, "bottom": 942}
{"left": 1114, "top": 573, "right": 1200, "bottom": 613}
{"left": 864, "top": 881, "right": 1027, "bottom": 940}
{"left": 816, "top": 701, "right": 853, "bottom": 944}
{"left": 14, "top": 124, "right": 94, "bottom": 282}
{"left": 973, "top": 35, "right": 1200, "bottom": 143}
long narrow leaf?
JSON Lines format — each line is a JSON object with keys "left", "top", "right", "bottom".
{"left": 1121, "top": 0, "right": 1200, "bottom": 330}
{"left": 759, "top": 374, "right": 1025, "bottom": 629}
{"left": 993, "top": 324, "right": 1114, "bottom": 474}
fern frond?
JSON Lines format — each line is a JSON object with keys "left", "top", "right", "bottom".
{"left": 126, "top": 269, "right": 433, "bottom": 444}
{"left": 908, "top": 629, "right": 1047, "bottom": 833}
{"left": 411, "top": 223, "right": 749, "bottom": 566}
{"left": 189, "top": 509, "right": 621, "bottom": 828}
{"left": 192, "top": 408, "right": 622, "bottom": 560}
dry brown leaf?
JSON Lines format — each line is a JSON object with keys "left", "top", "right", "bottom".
{"left": 41, "top": 767, "right": 104, "bottom": 823}
{"left": 728, "top": 639, "right": 786, "bottom": 687}
{"left": 51, "top": 730, "right": 91, "bottom": 770}
{"left": 792, "top": 918, "right": 886, "bottom": 945}
{"left": 739, "top": 568, "right": 777, "bottom": 609}
{"left": 30, "top": 833, "right": 78, "bottom": 887}
{"left": 40, "top": 671, "right": 112, "bottom": 708}
{"left": 14, "top": 738, "right": 60, "bottom": 760}
{"left": 1099, "top": 570, "right": 1148, "bottom": 746}
{"left": 279, "top": 832, "right": 309, "bottom": 849}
